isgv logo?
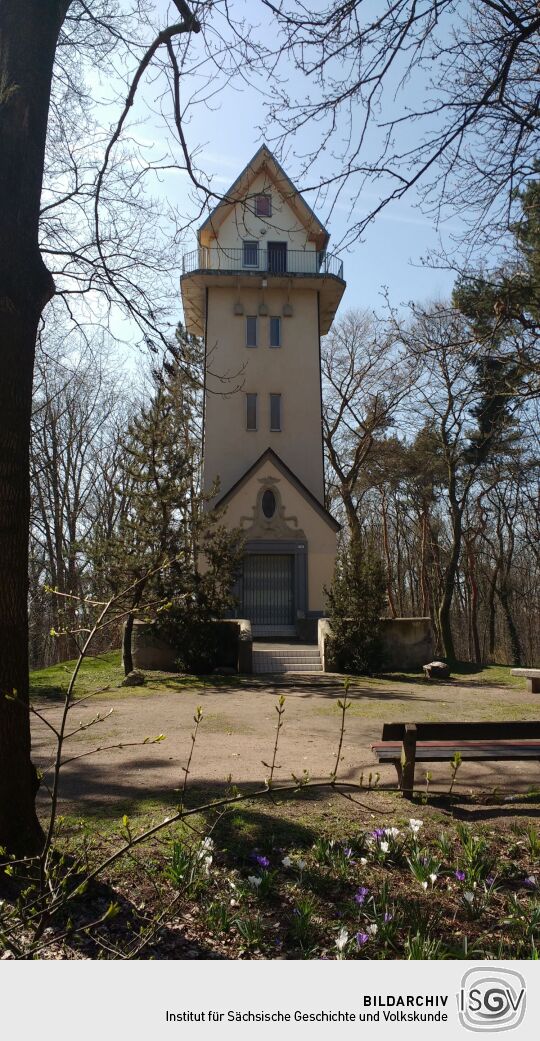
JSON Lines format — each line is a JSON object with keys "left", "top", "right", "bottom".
{"left": 458, "top": 968, "right": 526, "bottom": 1032}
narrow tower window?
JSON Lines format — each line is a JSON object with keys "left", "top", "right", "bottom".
{"left": 270, "top": 393, "right": 281, "bottom": 432}
{"left": 246, "top": 393, "right": 257, "bottom": 431}
{"left": 243, "top": 241, "right": 259, "bottom": 267}
{"left": 269, "top": 316, "right": 281, "bottom": 347}
{"left": 246, "top": 316, "right": 257, "bottom": 347}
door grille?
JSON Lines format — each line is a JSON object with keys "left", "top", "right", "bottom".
{"left": 242, "top": 554, "right": 294, "bottom": 625}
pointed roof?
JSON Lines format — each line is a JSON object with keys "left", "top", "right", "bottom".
{"left": 198, "top": 145, "right": 330, "bottom": 253}
{"left": 212, "top": 447, "right": 341, "bottom": 532}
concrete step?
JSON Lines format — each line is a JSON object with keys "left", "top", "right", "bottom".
{"left": 253, "top": 643, "right": 322, "bottom": 674}
{"left": 253, "top": 664, "right": 323, "bottom": 674}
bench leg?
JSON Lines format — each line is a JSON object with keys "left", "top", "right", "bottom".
{"left": 527, "top": 678, "right": 540, "bottom": 694}
{"left": 401, "top": 725, "right": 417, "bottom": 799}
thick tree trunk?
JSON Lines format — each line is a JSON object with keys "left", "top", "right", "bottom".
{"left": 0, "top": 1, "right": 68, "bottom": 854}
{"left": 123, "top": 583, "right": 145, "bottom": 676}
{"left": 437, "top": 477, "right": 462, "bottom": 663}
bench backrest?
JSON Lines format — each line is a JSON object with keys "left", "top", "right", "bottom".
{"left": 381, "top": 721, "right": 540, "bottom": 742}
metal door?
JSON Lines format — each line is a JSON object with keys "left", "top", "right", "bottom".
{"left": 242, "top": 554, "right": 294, "bottom": 625}
{"left": 267, "top": 242, "right": 287, "bottom": 274}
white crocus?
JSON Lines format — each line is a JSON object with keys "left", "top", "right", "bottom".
{"left": 248, "top": 875, "right": 262, "bottom": 889}
{"left": 464, "top": 891, "right": 475, "bottom": 904}
{"left": 360, "top": 857, "right": 368, "bottom": 866}
{"left": 429, "top": 873, "right": 437, "bottom": 884}
{"left": 385, "top": 828, "right": 400, "bottom": 838}
{"left": 409, "top": 818, "right": 424, "bottom": 834}
{"left": 282, "top": 856, "right": 292, "bottom": 868}
{"left": 379, "top": 841, "right": 389, "bottom": 854}
{"left": 335, "top": 927, "right": 349, "bottom": 952}
{"left": 421, "top": 880, "right": 428, "bottom": 890}
{"left": 297, "top": 859, "right": 307, "bottom": 871}
{"left": 368, "top": 924, "right": 378, "bottom": 935}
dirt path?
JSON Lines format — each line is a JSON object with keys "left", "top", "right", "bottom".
{"left": 31, "top": 674, "right": 540, "bottom": 815}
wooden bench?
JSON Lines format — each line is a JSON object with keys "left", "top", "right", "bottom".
{"left": 372, "top": 721, "right": 540, "bottom": 798}
{"left": 511, "top": 669, "right": 540, "bottom": 694}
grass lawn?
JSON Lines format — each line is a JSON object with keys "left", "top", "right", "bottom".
{"left": 30, "top": 650, "right": 527, "bottom": 702}
{"left": 29, "top": 649, "right": 236, "bottom": 701}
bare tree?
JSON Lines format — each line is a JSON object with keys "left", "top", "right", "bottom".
{"left": 265, "top": 0, "right": 540, "bottom": 249}
{"left": 321, "top": 309, "right": 415, "bottom": 542}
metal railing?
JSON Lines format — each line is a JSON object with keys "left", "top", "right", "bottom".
{"left": 181, "top": 246, "right": 344, "bottom": 280}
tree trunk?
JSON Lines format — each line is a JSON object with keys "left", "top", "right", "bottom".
{"left": 465, "top": 539, "right": 481, "bottom": 663}
{"left": 381, "top": 494, "right": 397, "bottom": 617}
{"left": 123, "top": 583, "right": 145, "bottom": 676}
{"left": 437, "top": 476, "right": 462, "bottom": 663}
{"left": 0, "top": 1, "right": 68, "bottom": 854}
{"left": 498, "top": 585, "right": 523, "bottom": 666}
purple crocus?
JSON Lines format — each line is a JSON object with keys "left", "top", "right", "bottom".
{"left": 254, "top": 854, "right": 270, "bottom": 869}
{"left": 343, "top": 846, "right": 354, "bottom": 859}
{"left": 356, "top": 932, "right": 369, "bottom": 946}
{"left": 354, "top": 886, "right": 369, "bottom": 905}
{"left": 384, "top": 912, "right": 393, "bottom": 923}
{"left": 455, "top": 869, "right": 466, "bottom": 881}
{"left": 372, "top": 828, "right": 386, "bottom": 840}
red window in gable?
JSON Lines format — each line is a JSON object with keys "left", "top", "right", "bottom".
{"left": 255, "top": 194, "right": 272, "bottom": 217}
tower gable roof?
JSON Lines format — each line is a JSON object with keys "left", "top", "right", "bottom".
{"left": 212, "top": 448, "right": 341, "bottom": 532}
{"left": 198, "top": 145, "right": 329, "bottom": 252}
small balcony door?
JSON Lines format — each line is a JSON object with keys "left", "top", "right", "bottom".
{"left": 267, "top": 241, "right": 287, "bottom": 274}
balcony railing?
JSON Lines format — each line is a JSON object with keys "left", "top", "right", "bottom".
{"left": 181, "top": 246, "right": 344, "bottom": 280}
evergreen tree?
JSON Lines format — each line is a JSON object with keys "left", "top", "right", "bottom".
{"left": 325, "top": 538, "right": 387, "bottom": 675}
{"left": 92, "top": 332, "right": 241, "bottom": 673}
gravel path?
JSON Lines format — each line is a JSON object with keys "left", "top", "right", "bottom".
{"left": 31, "top": 673, "right": 540, "bottom": 813}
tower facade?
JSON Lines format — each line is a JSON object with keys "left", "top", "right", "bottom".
{"left": 181, "top": 146, "right": 345, "bottom": 636}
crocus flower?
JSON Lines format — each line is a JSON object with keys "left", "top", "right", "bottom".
{"left": 429, "top": 873, "right": 437, "bottom": 884}
{"left": 380, "top": 841, "right": 389, "bottom": 854}
{"left": 343, "top": 847, "right": 354, "bottom": 859}
{"left": 356, "top": 932, "right": 369, "bottom": 946}
{"left": 335, "top": 927, "right": 349, "bottom": 952}
{"left": 367, "top": 923, "right": 378, "bottom": 935}
{"left": 455, "top": 869, "right": 466, "bottom": 882}
{"left": 297, "top": 859, "right": 307, "bottom": 871}
{"left": 354, "top": 886, "right": 369, "bottom": 905}
{"left": 247, "top": 875, "right": 262, "bottom": 889}
{"left": 524, "top": 875, "right": 537, "bottom": 888}
{"left": 384, "top": 828, "right": 400, "bottom": 838}
{"left": 359, "top": 857, "right": 368, "bottom": 866}
{"left": 254, "top": 854, "right": 270, "bottom": 869}
{"left": 464, "top": 891, "right": 475, "bottom": 904}
{"left": 409, "top": 818, "right": 424, "bottom": 834}
{"left": 282, "top": 856, "right": 292, "bottom": 868}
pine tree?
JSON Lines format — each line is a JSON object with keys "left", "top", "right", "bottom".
{"left": 325, "top": 538, "right": 387, "bottom": 675}
{"left": 92, "top": 333, "right": 241, "bottom": 673}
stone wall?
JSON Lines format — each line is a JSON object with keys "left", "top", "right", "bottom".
{"left": 129, "top": 618, "right": 253, "bottom": 674}
{"left": 318, "top": 617, "right": 433, "bottom": 673}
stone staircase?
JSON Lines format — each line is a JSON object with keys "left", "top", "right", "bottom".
{"left": 252, "top": 642, "right": 322, "bottom": 675}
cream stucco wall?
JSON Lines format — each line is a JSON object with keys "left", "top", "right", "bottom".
{"left": 219, "top": 458, "right": 337, "bottom": 615}
{"left": 206, "top": 170, "right": 317, "bottom": 261}
{"left": 204, "top": 285, "right": 324, "bottom": 502}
